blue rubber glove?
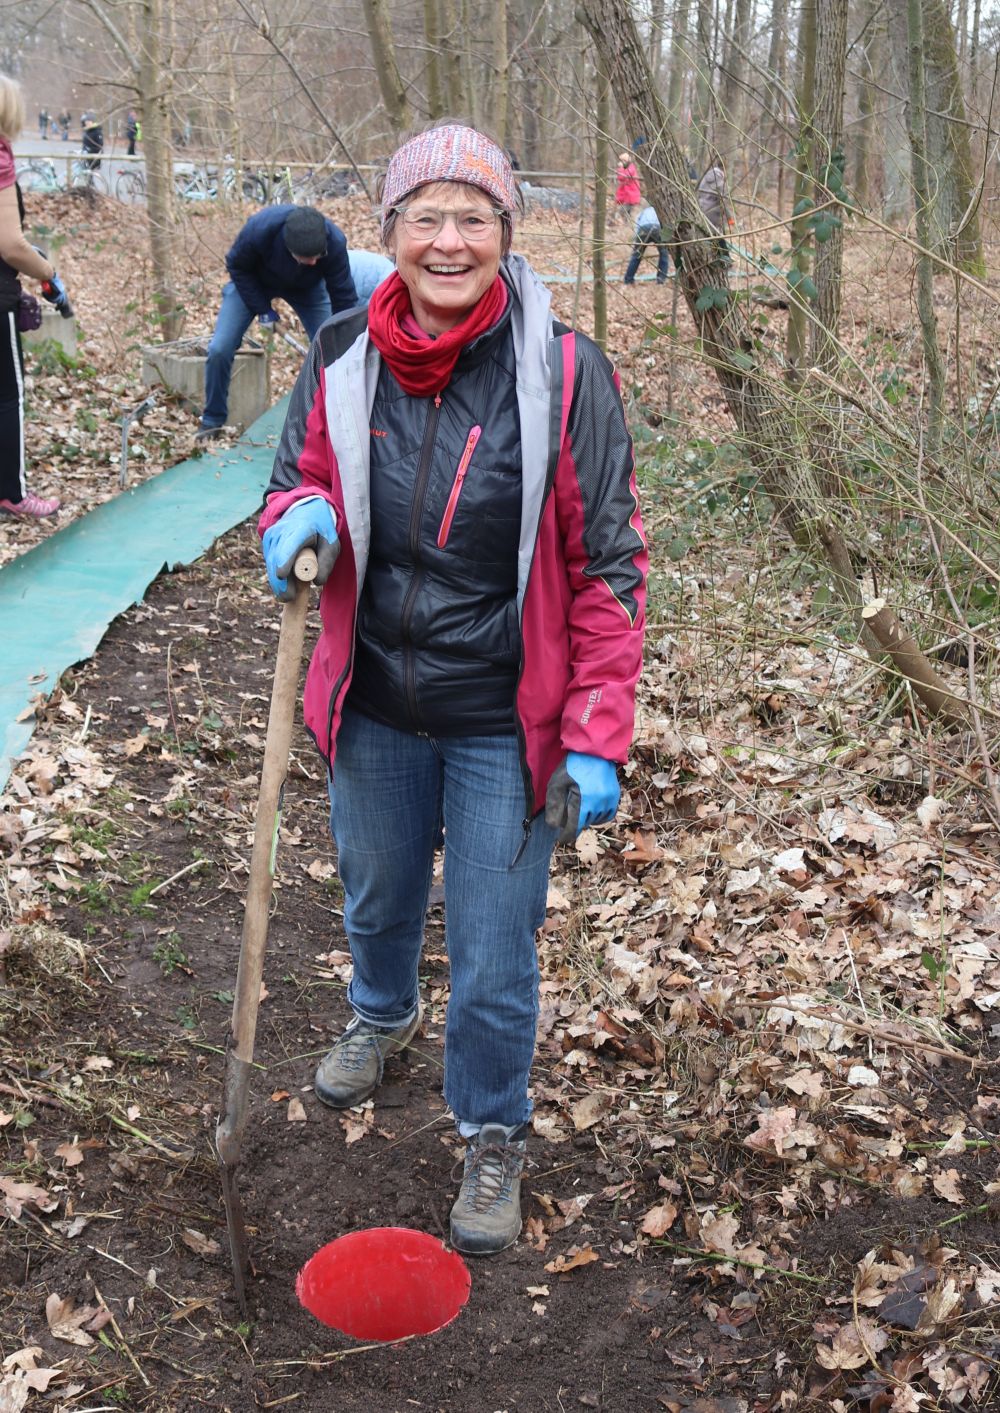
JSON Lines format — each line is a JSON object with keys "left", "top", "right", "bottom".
{"left": 258, "top": 309, "right": 279, "bottom": 327}
{"left": 262, "top": 498, "right": 339, "bottom": 602}
{"left": 544, "top": 752, "right": 621, "bottom": 844}
{"left": 40, "top": 272, "right": 73, "bottom": 317}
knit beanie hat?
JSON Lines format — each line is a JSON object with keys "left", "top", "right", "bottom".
{"left": 284, "top": 206, "right": 328, "bottom": 258}
{"left": 381, "top": 125, "right": 517, "bottom": 232}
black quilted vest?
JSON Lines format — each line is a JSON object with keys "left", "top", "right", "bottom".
{"left": 346, "top": 304, "right": 523, "bottom": 736}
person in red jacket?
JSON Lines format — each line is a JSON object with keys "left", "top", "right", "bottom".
{"left": 614, "top": 151, "right": 641, "bottom": 223}
{"left": 259, "top": 122, "right": 647, "bottom": 1257}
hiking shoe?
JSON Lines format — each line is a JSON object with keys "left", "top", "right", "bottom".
{"left": 450, "top": 1123, "right": 527, "bottom": 1255}
{"left": 314, "top": 1009, "right": 422, "bottom": 1109}
{"left": 0, "top": 493, "right": 60, "bottom": 518}
{"left": 194, "top": 422, "right": 226, "bottom": 444}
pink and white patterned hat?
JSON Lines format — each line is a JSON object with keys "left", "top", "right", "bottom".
{"left": 381, "top": 124, "right": 518, "bottom": 229}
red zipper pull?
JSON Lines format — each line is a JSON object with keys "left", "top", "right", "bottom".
{"left": 434, "top": 392, "right": 442, "bottom": 408}
{"left": 437, "top": 426, "right": 482, "bottom": 549}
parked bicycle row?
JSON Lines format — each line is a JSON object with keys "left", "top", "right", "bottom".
{"left": 15, "top": 155, "right": 363, "bottom": 206}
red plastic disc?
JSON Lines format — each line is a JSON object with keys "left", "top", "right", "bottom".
{"left": 296, "top": 1227, "right": 471, "bottom": 1342}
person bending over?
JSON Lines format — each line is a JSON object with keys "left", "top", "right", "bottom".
{"left": 197, "top": 205, "right": 356, "bottom": 441}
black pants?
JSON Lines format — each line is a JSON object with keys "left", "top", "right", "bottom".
{"left": 0, "top": 310, "right": 26, "bottom": 503}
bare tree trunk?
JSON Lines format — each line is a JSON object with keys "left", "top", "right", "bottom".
{"left": 810, "top": 0, "right": 848, "bottom": 369}
{"left": 667, "top": 0, "right": 691, "bottom": 121}
{"left": 853, "top": 0, "right": 877, "bottom": 206}
{"left": 785, "top": 0, "right": 816, "bottom": 377}
{"left": 923, "top": 0, "right": 984, "bottom": 273}
{"left": 362, "top": 0, "right": 413, "bottom": 137}
{"left": 491, "top": 0, "right": 510, "bottom": 142}
{"left": 764, "top": 0, "right": 789, "bottom": 206}
{"left": 719, "top": 0, "right": 751, "bottom": 152}
{"left": 592, "top": 50, "right": 610, "bottom": 351}
{"left": 140, "top": 0, "right": 180, "bottom": 338}
{"left": 424, "top": 0, "right": 444, "bottom": 119}
{"left": 650, "top": 0, "right": 666, "bottom": 80}
{"left": 691, "top": 0, "right": 716, "bottom": 166}
{"left": 440, "top": 0, "right": 468, "bottom": 115}
{"left": 906, "top": 0, "right": 947, "bottom": 453}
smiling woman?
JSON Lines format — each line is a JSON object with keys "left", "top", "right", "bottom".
{"left": 257, "top": 120, "right": 648, "bottom": 1260}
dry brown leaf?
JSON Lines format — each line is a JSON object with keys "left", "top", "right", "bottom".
{"left": 54, "top": 1141, "right": 84, "bottom": 1168}
{"left": 570, "top": 1091, "right": 611, "bottom": 1131}
{"left": 270, "top": 1089, "right": 290, "bottom": 1102}
{"left": 543, "top": 1244, "right": 600, "bottom": 1273}
{"left": 44, "top": 1293, "right": 99, "bottom": 1346}
{"left": 574, "top": 830, "right": 601, "bottom": 865}
{"left": 287, "top": 1097, "right": 307, "bottom": 1122}
{"left": 0, "top": 1177, "right": 58, "bottom": 1219}
{"left": 931, "top": 1168, "right": 964, "bottom": 1205}
{"left": 0, "top": 1372, "right": 29, "bottom": 1413}
{"left": 640, "top": 1201, "right": 678, "bottom": 1237}
{"left": 783, "top": 1069, "right": 825, "bottom": 1098}
{"left": 744, "top": 1106, "right": 797, "bottom": 1156}
{"left": 180, "top": 1228, "right": 222, "bottom": 1258}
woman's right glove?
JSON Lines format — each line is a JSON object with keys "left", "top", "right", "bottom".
{"left": 262, "top": 497, "right": 339, "bottom": 602}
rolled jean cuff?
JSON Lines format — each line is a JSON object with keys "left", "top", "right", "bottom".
{"left": 348, "top": 998, "right": 420, "bottom": 1031}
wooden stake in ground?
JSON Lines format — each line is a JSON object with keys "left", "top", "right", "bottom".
{"left": 215, "top": 548, "right": 318, "bottom": 1316}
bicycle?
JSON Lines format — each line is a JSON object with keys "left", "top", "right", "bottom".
{"left": 71, "top": 159, "right": 108, "bottom": 195}
{"left": 17, "top": 158, "right": 61, "bottom": 193}
{"left": 115, "top": 165, "right": 146, "bottom": 202}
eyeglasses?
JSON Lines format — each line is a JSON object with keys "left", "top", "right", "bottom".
{"left": 394, "top": 206, "right": 503, "bottom": 241}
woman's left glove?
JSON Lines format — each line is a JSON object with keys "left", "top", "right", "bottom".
{"left": 262, "top": 497, "right": 339, "bottom": 602}
{"left": 544, "top": 752, "right": 621, "bottom": 844}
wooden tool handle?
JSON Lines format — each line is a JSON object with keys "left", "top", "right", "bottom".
{"left": 227, "top": 556, "right": 316, "bottom": 1067}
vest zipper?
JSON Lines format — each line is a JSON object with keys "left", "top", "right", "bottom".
{"left": 401, "top": 393, "right": 444, "bottom": 727}
{"left": 436, "top": 425, "right": 482, "bottom": 549}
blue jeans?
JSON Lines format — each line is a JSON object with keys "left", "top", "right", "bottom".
{"left": 329, "top": 708, "right": 557, "bottom": 1128}
{"left": 201, "top": 281, "right": 332, "bottom": 427}
{"left": 624, "top": 225, "right": 671, "bottom": 283}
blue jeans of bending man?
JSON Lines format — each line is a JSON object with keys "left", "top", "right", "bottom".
{"left": 624, "top": 224, "right": 671, "bottom": 283}
{"left": 329, "top": 708, "right": 557, "bottom": 1130}
{"left": 201, "top": 281, "right": 332, "bottom": 428}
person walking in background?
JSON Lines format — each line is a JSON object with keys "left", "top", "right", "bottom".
{"left": 623, "top": 205, "right": 671, "bottom": 285}
{"left": 0, "top": 77, "right": 66, "bottom": 519}
{"left": 38, "top": 108, "right": 49, "bottom": 140}
{"left": 58, "top": 110, "right": 70, "bottom": 141}
{"left": 259, "top": 121, "right": 647, "bottom": 1256}
{"left": 347, "top": 248, "right": 394, "bottom": 306}
{"left": 197, "top": 205, "right": 356, "bottom": 440}
{"left": 614, "top": 151, "right": 640, "bottom": 224}
{"left": 81, "top": 115, "right": 103, "bottom": 172}
{"left": 125, "top": 109, "right": 139, "bottom": 156}
{"left": 696, "top": 153, "right": 733, "bottom": 262}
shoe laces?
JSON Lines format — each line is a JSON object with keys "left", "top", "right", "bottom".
{"left": 332, "top": 1022, "right": 386, "bottom": 1076}
{"left": 453, "top": 1138, "right": 525, "bottom": 1213}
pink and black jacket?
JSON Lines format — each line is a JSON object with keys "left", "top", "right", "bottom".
{"left": 259, "top": 255, "right": 647, "bottom": 818}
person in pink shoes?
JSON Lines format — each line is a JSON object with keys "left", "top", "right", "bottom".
{"left": 0, "top": 74, "right": 61, "bottom": 520}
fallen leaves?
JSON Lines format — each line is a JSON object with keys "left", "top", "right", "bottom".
{"left": 179, "top": 1228, "right": 222, "bottom": 1259}
{"left": 44, "top": 1293, "right": 109, "bottom": 1346}
{"left": 543, "top": 1244, "right": 600, "bottom": 1274}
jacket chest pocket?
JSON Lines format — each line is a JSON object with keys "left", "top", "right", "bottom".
{"left": 436, "top": 425, "right": 482, "bottom": 548}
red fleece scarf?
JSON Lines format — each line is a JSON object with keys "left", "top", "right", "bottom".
{"left": 367, "top": 271, "right": 507, "bottom": 398}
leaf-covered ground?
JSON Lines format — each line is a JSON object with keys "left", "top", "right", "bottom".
{"left": 1, "top": 191, "right": 1000, "bottom": 1412}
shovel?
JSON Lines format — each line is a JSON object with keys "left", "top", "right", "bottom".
{"left": 216, "top": 546, "right": 318, "bottom": 1314}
